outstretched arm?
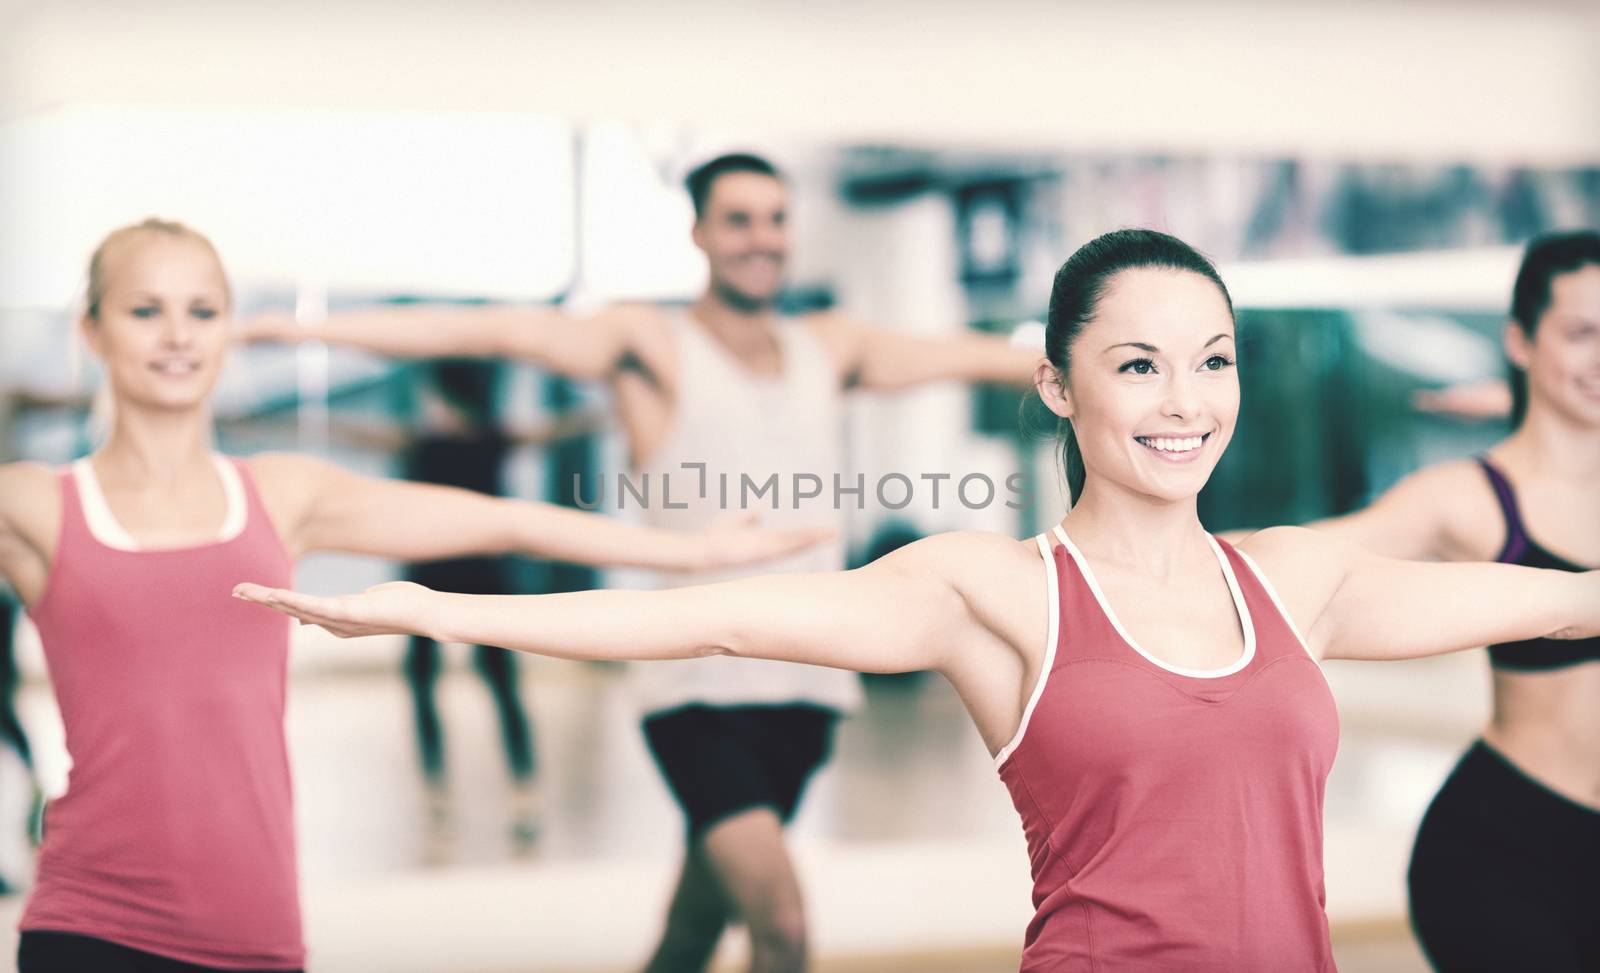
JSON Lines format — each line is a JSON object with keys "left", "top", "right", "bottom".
{"left": 1241, "top": 527, "right": 1599, "bottom": 663}
{"left": 235, "top": 534, "right": 991, "bottom": 674}
{"left": 1301, "top": 462, "right": 1483, "bottom": 560}
{"left": 820, "top": 314, "right": 1041, "bottom": 392}
{"left": 1220, "top": 460, "right": 1488, "bottom": 558}
{"left": 251, "top": 453, "right": 829, "bottom": 572}
{"left": 239, "top": 303, "right": 646, "bottom": 382}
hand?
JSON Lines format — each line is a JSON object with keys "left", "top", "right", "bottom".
{"left": 235, "top": 311, "right": 306, "bottom": 346}
{"left": 233, "top": 580, "right": 436, "bottom": 638}
{"left": 699, "top": 512, "right": 837, "bottom": 570}
{"left": 1412, "top": 380, "right": 1512, "bottom": 421}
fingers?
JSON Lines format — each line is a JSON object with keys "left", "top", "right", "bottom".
{"left": 232, "top": 582, "right": 282, "bottom": 604}
{"left": 233, "top": 583, "right": 344, "bottom": 625}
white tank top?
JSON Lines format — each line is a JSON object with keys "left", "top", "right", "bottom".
{"left": 630, "top": 311, "right": 863, "bottom": 715}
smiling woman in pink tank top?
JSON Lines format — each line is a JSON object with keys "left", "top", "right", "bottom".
{"left": 241, "top": 229, "right": 1600, "bottom": 972}
{"left": 0, "top": 219, "right": 829, "bottom": 973}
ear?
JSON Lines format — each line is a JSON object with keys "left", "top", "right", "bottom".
{"left": 1502, "top": 320, "right": 1533, "bottom": 371}
{"left": 1035, "top": 360, "right": 1073, "bottom": 419}
{"left": 690, "top": 218, "right": 707, "bottom": 253}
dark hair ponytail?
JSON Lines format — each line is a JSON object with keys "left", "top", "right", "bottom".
{"left": 1045, "top": 229, "right": 1233, "bottom": 504}
{"left": 1060, "top": 425, "right": 1086, "bottom": 507}
{"left": 1506, "top": 231, "right": 1600, "bottom": 428}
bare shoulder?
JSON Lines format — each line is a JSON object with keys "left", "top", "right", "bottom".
{"left": 242, "top": 451, "right": 338, "bottom": 534}
{"left": 879, "top": 530, "right": 1046, "bottom": 641}
{"left": 1389, "top": 458, "right": 1498, "bottom": 517}
{"left": 1410, "top": 458, "right": 1504, "bottom": 558}
{"left": 1236, "top": 524, "right": 1342, "bottom": 572}
{"left": 0, "top": 461, "right": 60, "bottom": 528}
{"left": 1235, "top": 524, "right": 1352, "bottom": 595}
{"left": 0, "top": 460, "right": 58, "bottom": 496}
{"left": 602, "top": 302, "right": 674, "bottom": 372}
{"left": 0, "top": 461, "right": 61, "bottom": 600}
{"left": 1344, "top": 457, "right": 1502, "bottom": 560}
{"left": 801, "top": 309, "right": 869, "bottom": 344}
{"left": 800, "top": 310, "right": 872, "bottom": 378}
{"left": 802, "top": 309, "right": 867, "bottom": 330}
{"left": 874, "top": 529, "right": 1038, "bottom": 579}
{"left": 1234, "top": 526, "right": 1352, "bottom": 640}
{"left": 601, "top": 302, "right": 671, "bottom": 342}
{"left": 244, "top": 451, "right": 334, "bottom": 491}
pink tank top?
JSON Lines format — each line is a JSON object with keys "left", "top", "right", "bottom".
{"left": 22, "top": 458, "right": 303, "bottom": 969}
{"left": 996, "top": 527, "right": 1339, "bottom": 972}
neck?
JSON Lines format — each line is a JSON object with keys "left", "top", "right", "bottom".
{"left": 694, "top": 285, "right": 775, "bottom": 332}
{"left": 96, "top": 399, "right": 216, "bottom": 486}
{"left": 1499, "top": 404, "right": 1600, "bottom": 480}
{"left": 1060, "top": 477, "right": 1209, "bottom": 577}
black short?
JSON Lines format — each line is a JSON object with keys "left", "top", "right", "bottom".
{"left": 643, "top": 704, "right": 837, "bottom": 841}
{"left": 1408, "top": 740, "right": 1600, "bottom": 972}
{"left": 18, "top": 931, "right": 302, "bottom": 973}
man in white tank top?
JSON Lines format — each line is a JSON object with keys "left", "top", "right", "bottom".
{"left": 245, "top": 153, "right": 1039, "bottom": 973}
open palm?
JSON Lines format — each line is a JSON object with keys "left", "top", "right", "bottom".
{"left": 233, "top": 580, "right": 432, "bottom": 638}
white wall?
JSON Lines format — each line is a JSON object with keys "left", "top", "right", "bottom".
{"left": 3, "top": 0, "right": 1597, "bottom": 163}
{"left": 0, "top": 105, "right": 577, "bottom": 306}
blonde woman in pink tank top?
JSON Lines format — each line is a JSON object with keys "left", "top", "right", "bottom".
{"left": 0, "top": 219, "right": 831, "bottom": 973}
{"left": 243, "top": 229, "right": 1600, "bottom": 973}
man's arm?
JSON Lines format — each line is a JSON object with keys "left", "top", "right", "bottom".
{"left": 240, "top": 303, "right": 652, "bottom": 383}
{"left": 816, "top": 314, "right": 1041, "bottom": 392}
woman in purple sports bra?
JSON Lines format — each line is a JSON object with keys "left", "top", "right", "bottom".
{"left": 0, "top": 218, "right": 826, "bottom": 973}
{"left": 238, "top": 229, "right": 1600, "bottom": 973}
{"left": 1290, "top": 231, "right": 1600, "bottom": 972}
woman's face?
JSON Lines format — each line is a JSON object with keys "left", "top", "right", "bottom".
{"left": 1057, "top": 268, "right": 1239, "bottom": 504}
{"left": 82, "top": 234, "right": 231, "bottom": 413}
{"left": 1512, "top": 263, "right": 1600, "bottom": 428}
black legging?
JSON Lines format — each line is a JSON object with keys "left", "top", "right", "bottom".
{"left": 400, "top": 421, "right": 536, "bottom": 786}
{"left": 404, "top": 636, "right": 534, "bottom": 783}
{"left": 1408, "top": 740, "right": 1600, "bottom": 971}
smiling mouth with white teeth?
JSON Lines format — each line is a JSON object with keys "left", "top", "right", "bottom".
{"left": 149, "top": 360, "right": 201, "bottom": 376}
{"left": 1134, "top": 432, "right": 1212, "bottom": 459}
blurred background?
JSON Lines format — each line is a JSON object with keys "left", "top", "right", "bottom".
{"left": 1, "top": 1, "right": 1597, "bottom": 971}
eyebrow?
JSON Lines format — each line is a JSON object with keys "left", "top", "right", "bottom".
{"left": 1103, "top": 333, "right": 1233, "bottom": 354}
{"left": 125, "top": 291, "right": 219, "bottom": 302}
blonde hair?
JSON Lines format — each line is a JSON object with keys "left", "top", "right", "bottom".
{"left": 84, "top": 217, "right": 231, "bottom": 320}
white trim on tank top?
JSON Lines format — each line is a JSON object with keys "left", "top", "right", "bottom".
{"left": 1231, "top": 548, "right": 1319, "bottom": 664}
{"left": 72, "top": 455, "right": 247, "bottom": 552}
{"left": 676, "top": 310, "right": 792, "bottom": 386}
{"left": 993, "top": 534, "right": 1062, "bottom": 769}
{"left": 1051, "top": 524, "right": 1256, "bottom": 679}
